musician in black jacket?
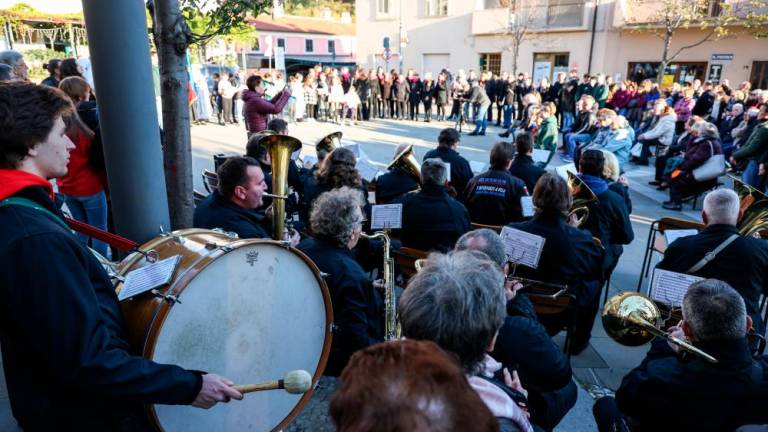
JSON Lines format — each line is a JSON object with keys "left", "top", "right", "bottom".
{"left": 657, "top": 188, "right": 768, "bottom": 335}
{"left": 455, "top": 230, "right": 577, "bottom": 431}
{"left": 397, "top": 158, "right": 471, "bottom": 252}
{"left": 509, "top": 134, "right": 546, "bottom": 192}
{"left": 423, "top": 128, "right": 474, "bottom": 196}
{"left": 374, "top": 144, "right": 420, "bottom": 204}
{"left": 578, "top": 149, "right": 634, "bottom": 278}
{"left": 594, "top": 279, "right": 768, "bottom": 432}
{"left": 0, "top": 82, "right": 240, "bottom": 431}
{"left": 462, "top": 141, "right": 528, "bottom": 225}
{"left": 298, "top": 187, "right": 384, "bottom": 376}
{"left": 507, "top": 173, "right": 604, "bottom": 354}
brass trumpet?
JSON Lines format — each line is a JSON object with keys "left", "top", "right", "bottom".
{"left": 257, "top": 134, "right": 302, "bottom": 241}
{"left": 567, "top": 172, "right": 598, "bottom": 227}
{"left": 602, "top": 292, "right": 718, "bottom": 363}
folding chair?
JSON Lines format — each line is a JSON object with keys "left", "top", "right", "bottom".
{"left": 528, "top": 290, "right": 578, "bottom": 356}
{"left": 202, "top": 169, "right": 219, "bottom": 194}
{"left": 636, "top": 217, "right": 705, "bottom": 293}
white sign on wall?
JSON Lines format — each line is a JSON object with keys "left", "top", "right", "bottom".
{"left": 533, "top": 61, "right": 552, "bottom": 85}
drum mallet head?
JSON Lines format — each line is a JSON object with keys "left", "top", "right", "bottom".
{"left": 234, "top": 370, "right": 312, "bottom": 395}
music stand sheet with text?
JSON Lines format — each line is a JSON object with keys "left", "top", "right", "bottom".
{"left": 371, "top": 204, "right": 403, "bottom": 230}
{"left": 650, "top": 268, "right": 704, "bottom": 307}
{"left": 500, "top": 226, "right": 546, "bottom": 269}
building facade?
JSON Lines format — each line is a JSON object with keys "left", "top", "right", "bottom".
{"left": 355, "top": 0, "right": 768, "bottom": 88}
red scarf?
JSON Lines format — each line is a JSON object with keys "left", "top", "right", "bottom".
{"left": 0, "top": 169, "right": 54, "bottom": 201}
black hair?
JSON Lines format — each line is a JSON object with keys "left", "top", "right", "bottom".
{"left": 217, "top": 156, "right": 261, "bottom": 199}
{"left": 580, "top": 149, "right": 605, "bottom": 177}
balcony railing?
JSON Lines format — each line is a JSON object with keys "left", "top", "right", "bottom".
{"left": 472, "top": 0, "right": 586, "bottom": 35}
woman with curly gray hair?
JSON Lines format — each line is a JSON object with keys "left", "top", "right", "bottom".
{"left": 298, "top": 186, "right": 384, "bottom": 376}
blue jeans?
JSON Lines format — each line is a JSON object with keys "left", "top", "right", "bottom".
{"left": 502, "top": 105, "right": 514, "bottom": 129}
{"left": 562, "top": 111, "right": 574, "bottom": 132}
{"left": 473, "top": 105, "right": 489, "bottom": 133}
{"left": 62, "top": 191, "right": 111, "bottom": 259}
{"left": 743, "top": 160, "right": 761, "bottom": 188}
{"left": 565, "top": 133, "right": 592, "bottom": 158}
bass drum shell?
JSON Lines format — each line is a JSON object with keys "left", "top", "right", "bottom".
{"left": 116, "top": 229, "right": 332, "bottom": 432}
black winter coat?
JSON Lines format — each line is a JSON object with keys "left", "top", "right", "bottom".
{"left": 375, "top": 168, "right": 420, "bottom": 204}
{"left": 435, "top": 81, "right": 449, "bottom": 105}
{"left": 396, "top": 184, "right": 471, "bottom": 252}
{"left": 423, "top": 146, "right": 474, "bottom": 196}
{"left": 579, "top": 177, "right": 634, "bottom": 275}
{"left": 193, "top": 190, "right": 270, "bottom": 239}
{"left": 658, "top": 224, "right": 768, "bottom": 334}
{"left": 616, "top": 337, "right": 768, "bottom": 432}
{"left": 509, "top": 154, "right": 545, "bottom": 192}
{"left": 462, "top": 169, "right": 528, "bottom": 225}
{"left": 0, "top": 187, "right": 201, "bottom": 431}
{"left": 298, "top": 237, "right": 383, "bottom": 376}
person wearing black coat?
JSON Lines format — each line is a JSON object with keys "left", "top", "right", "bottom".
{"left": 375, "top": 145, "right": 420, "bottom": 204}
{"left": 693, "top": 83, "right": 716, "bottom": 117}
{"left": 396, "top": 159, "right": 471, "bottom": 252}
{"left": 423, "top": 128, "right": 474, "bottom": 196}
{"left": 394, "top": 76, "right": 410, "bottom": 120}
{"left": 515, "top": 75, "right": 534, "bottom": 121}
{"left": 421, "top": 76, "right": 435, "bottom": 122}
{"left": 509, "top": 134, "right": 546, "bottom": 192}
{"left": 593, "top": 279, "right": 768, "bottom": 432}
{"left": 407, "top": 75, "right": 422, "bottom": 120}
{"left": 435, "top": 75, "right": 450, "bottom": 121}
{"left": 297, "top": 188, "right": 383, "bottom": 377}
{"left": 657, "top": 188, "right": 768, "bottom": 335}
{"left": 462, "top": 141, "right": 528, "bottom": 225}
{"left": 507, "top": 173, "right": 604, "bottom": 354}
{"left": 369, "top": 70, "right": 382, "bottom": 118}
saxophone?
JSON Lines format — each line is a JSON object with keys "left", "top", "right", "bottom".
{"left": 361, "top": 231, "right": 398, "bottom": 340}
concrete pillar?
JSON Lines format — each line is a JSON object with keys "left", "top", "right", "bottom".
{"left": 81, "top": 0, "right": 171, "bottom": 244}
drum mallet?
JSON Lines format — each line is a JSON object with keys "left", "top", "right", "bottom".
{"left": 234, "top": 370, "right": 312, "bottom": 395}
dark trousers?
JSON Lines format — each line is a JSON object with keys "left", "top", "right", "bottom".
{"left": 593, "top": 396, "right": 630, "bottom": 432}
{"left": 530, "top": 381, "right": 579, "bottom": 432}
{"left": 669, "top": 175, "right": 716, "bottom": 203}
{"left": 487, "top": 103, "right": 493, "bottom": 123}
{"left": 637, "top": 137, "right": 662, "bottom": 164}
{"left": 371, "top": 97, "right": 381, "bottom": 118}
{"left": 409, "top": 100, "right": 419, "bottom": 120}
{"left": 450, "top": 98, "right": 461, "bottom": 119}
{"left": 436, "top": 102, "right": 447, "bottom": 120}
{"left": 397, "top": 101, "right": 407, "bottom": 119}
{"left": 496, "top": 102, "right": 504, "bottom": 125}
{"left": 655, "top": 152, "right": 672, "bottom": 181}
{"left": 423, "top": 101, "right": 432, "bottom": 120}
{"left": 387, "top": 99, "right": 395, "bottom": 118}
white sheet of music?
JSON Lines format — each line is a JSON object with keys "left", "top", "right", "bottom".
{"left": 445, "top": 162, "right": 451, "bottom": 182}
{"left": 663, "top": 229, "right": 698, "bottom": 246}
{"left": 500, "top": 226, "right": 546, "bottom": 269}
{"left": 532, "top": 149, "right": 551, "bottom": 164}
{"left": 371, "top": 204, "right": 403, "bottom": 229}
{"left": 118, "top": 255, "right": 181, "bottom": 301}
{"left": 650, "top": 269, "right": 704, "bottom": 307}
{"left": 521, "top": 196, "right": 535, "bottom": 217}
{"left": 469, "top": 160, "right": 487, "bottom": 174}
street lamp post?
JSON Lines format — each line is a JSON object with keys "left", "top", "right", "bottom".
{"left": 398, "top": 0, "right": 406, "bottom": 73}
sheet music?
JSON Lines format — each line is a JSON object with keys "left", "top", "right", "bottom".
{"left": 532, "top": 149, "right": 552, "bottom": 164}
{"left": 118, "top": 255, "right": 181, "bottom": 301}
{"left": 371, "top": 204, "right": 403, "bottom": 229}
{"left": 650, "top": 268, "right": 704, "bottom": 307}
{"left": 356, "top": 159, "right": 380, "bottom": 182}
{"left": 521, "top": 196, "right": 535, "bottom": 218}
{"left": 664, "top": 229, "right": 698, "bottom": 246}
{"left": 469, "top": 160, "right": 487, "bottom": 174}
{"left": 445, "top": 162, "right": 451, "bottom": 182}
{"left": 500, "top": 226, "right": 546, "bottom": 269}
{"left": 555, "top": 163, "right": 577, "bottom": 180}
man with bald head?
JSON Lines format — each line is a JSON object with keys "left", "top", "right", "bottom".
{"left": 374, "top": 143, "right": 420, "bottom": 204}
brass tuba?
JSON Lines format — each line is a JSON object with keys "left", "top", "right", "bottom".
{"left": 567, "top": 171, "right": 598, "bottom": 227}
{"left": 602, "top": 292, "right": 717, "bottom": 363}
{"left": 387, "top": 144, "right": 422, "bottom": 183}
{"left": 316, "top": 131, "right": 343, "bottom": 155}
{"left": 257, "top": 134, "right": 303, "bottom": 241}
{"left": 732, "top": 175, "right": 768, "bottom": 237}
{"left": 360, "top": 231, "right": 398, "bottom": 340}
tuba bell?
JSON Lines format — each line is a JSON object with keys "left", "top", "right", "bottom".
{"left": 567, "top": 171, "right": 598, "bottom": 227}
{"left": 387, "top": 144, "right": 422, "bottom": 183}
{"left": 257, "top": 134, "right": 303, "bottom": 241}
{"left": 732, "top": 175, "right": 768, "bottom": 237}
{"left": 316, "top": 131, "right": 343, "bottom": 155}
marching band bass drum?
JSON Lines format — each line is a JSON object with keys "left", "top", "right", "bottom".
{"left": 114, "top": 229, "right": 332, "bottom": 432}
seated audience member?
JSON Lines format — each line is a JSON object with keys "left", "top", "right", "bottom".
{"left": 298, "top": 187, "right": 383, "bottom": 376}
{"left": 398, "top": 158, "right": 471, "bottom": 252}
{"left": 601, "top": 150, "right": 632, "bottom": 214}
{"left": 658, "top": 189, "right": 768, "bottom": 335}
{"left": 462, "top": 142, "right": 528, "bottom": 225}
{"left": 718, "top": 103, "right": 745, "bottom": 155}
{"left": 399, "top": 251, "right": 534, "bottom": 432}
{"left": 562, "top": 95, "right": 597, "bottom": 162}
{"left": 423, "top": 128, "right": 474, "bottom": 195}
{"left": 663, "top": 121, "right": 723, "bottom": 210}
{"left": 374, "top": 143, "right": 420, "bottom": 204}
{"left": 602, "top": 115, "right": 634, "bottom": 167}
{"left": 732, "top": 104, "right": 768, "bottom": 188}
{"left": 649, "top": 116, "right": 703, "bottom": 189}
{"left": 579, "top": 149, "right": 634, "bottom": 279}
{"left": 509, "top": 134, "right": 545, "bottom": 193}
{"left": 507, "top": 174, "right": 603, "bottom": 354}
{"left": 633, "top": 100, "right": 676, "bottom": 166}
{"left": 330, "top": 339, "right": 500, "bottom": 432}
{"left": 593, "top": 279, "right": 768, "bottom": 432}
{"left": 455, "top": 230, "right": 576, "bottom": 431}
{"left": 534, "top": 103, "right": 558, "bottom": 166}
{"left": 194, "top": 157, "right": 299, "bottom": 245}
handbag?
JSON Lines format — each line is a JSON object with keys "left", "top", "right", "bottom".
{"left": 692, "top": 140, "right": 726, "bottom": 181}
{"left": 630, "top": 142, "right": 642, "bottom": 158}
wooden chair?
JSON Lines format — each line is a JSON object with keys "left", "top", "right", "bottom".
{"left": 202, "top": 169, "right": 219, "bottom": 194}
{"left": 528, "top": 289, "right": 578, "bottom": 356}
{"left": 392, "top": 246, "right": 429, "bottom": 284}
{"left": 636, "top": 217, "right": 705, "bottom": 292}
{"left": 470, "top": 222, "right": 503, "bottom": 233}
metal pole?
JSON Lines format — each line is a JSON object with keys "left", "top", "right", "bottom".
{"left": 398, "top": 0, "right": 405, "bottom": 74}
{"left": 587, "top": 0, "right": 600, "bottom": 75}
{"left": 81, "top": 0, "right": 171, "bottom": 243}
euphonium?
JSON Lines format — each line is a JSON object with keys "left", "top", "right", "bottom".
{"left": 732, "top": 175, "right": 768, "bottom": 237}
{"left": 567, "top": 171, "right": 598, "bottom": 227}
{"left": 602, "top": 292, "right": 718, "bottom": 363}
{"left": 257, "top": 134, "right": 303, "bottom": 241}
{"left": 361, "top": 231, "right": 398, "bottom": 340}
{"left": 387, "top": 144, "right": 422, "bottom": 183}
{"left": 316, "top": 131, "right": 343, "bottom": 155}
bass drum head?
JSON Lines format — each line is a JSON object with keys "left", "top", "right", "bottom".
{"left": 151, "top": 241, "right": 331, "bottom": 431}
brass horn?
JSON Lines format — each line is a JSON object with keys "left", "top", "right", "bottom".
{"left": 387, "top": 144, "right": 422, "bottom": 183}
{"left": 602, "top": 292, "right": 718, "bottom": 363}
{"left": 731, "top": 175, "right": 768, "bottom": 237}
{"left": 316, "top": 131, "right": 343, "bottom": 155}
{"left": 567, "top": 171, "right": 598, "bottom": 227}
{"left": 258, "top": 134, "right": 302, "bottom": 241}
